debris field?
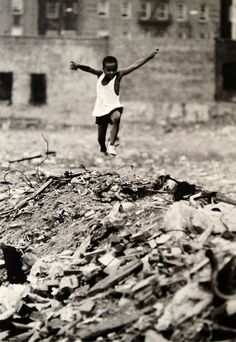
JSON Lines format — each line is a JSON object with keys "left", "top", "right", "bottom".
{"left": 0, "top": 165, "right": 236, "bottom": 342}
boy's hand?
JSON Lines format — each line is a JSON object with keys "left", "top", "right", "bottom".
{"left": 70, "top": 61, "right": 78, "bottom": 70}
{"left": 151, "top": 49, "right": 159, "bottom": 58}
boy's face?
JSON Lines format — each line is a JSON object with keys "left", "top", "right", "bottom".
{"left": 103, "top": 62, "right": 117, "bottom": 77}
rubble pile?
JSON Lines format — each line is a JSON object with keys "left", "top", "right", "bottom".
{"left": 0, "top": 168, "right": 236, "bottom": 341}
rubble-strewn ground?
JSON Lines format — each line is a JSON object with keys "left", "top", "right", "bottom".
{"left": 1, "top": 123, "right": 236, "bottom": 191}
{"left": 0, "top": 123, "right": 236, "bottom": 341}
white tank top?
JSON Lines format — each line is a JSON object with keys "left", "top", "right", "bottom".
{"left": 92, "top": 73, "right": 123, "bottom": 117}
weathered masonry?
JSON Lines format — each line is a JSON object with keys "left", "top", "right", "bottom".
{"left": 0, "top": 1, "right": 235, "bottom": 125}
{"left": 0, "top": 0, "right": 220, "bottom": 39}
{"left": 215, "top": 0, "right": 236, "bottom": 102}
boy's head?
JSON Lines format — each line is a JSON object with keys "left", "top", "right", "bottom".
{"left": 102, "top": 56, "right": 118, "bottom": 76}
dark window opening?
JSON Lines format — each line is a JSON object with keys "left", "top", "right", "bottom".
{"left": 0, "top": 73, "right": 13, "bottom": 104}
{"left": 223, "top": 63, "right": 236, "bottom": 90}
{"left": 13, "top": 14, "right": 21, "bottom": 26}
{"left": 200, "top": 32, "right": 205, "bottom": 39}
{"left": 30, "top": 74, "right": 47, "bottom": 105}
{"left": 220, "top": 0, "right": 232, "bottom": 38}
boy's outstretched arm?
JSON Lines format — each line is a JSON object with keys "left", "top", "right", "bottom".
{"left": 70, "top": 61, "right": 102, "bottom": 77}
{"left": 118, "top": 49, "right": 159, "bottom": 77}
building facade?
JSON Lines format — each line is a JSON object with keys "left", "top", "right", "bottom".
{"left": 0, "top": 1, "right": 235, "bottom": 126}
{"left": 0, "top": 0, "right": 220, "bottom": 38}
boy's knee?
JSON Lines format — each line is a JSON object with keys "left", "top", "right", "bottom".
{"left": 111, "top": 111, "right": 121, "bottom": 124}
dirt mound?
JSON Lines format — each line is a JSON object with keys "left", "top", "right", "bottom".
{"left": 0, "top": 168, "right": 163, "bottom": 255}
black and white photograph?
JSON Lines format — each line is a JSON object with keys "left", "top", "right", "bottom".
{"left": 0, "top": 0, "right": 236, "bottom": 341}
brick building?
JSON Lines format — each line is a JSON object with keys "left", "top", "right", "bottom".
{"left": 0, "top": 0, "right": 219, "bottom": 39}
{"left": 0, "top": 1, "right": 235, "bottom": 126}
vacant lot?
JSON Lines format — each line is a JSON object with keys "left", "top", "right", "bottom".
{"left": 0, "top": 123, "right": 236, "bottom": 196}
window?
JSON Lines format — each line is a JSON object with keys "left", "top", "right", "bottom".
{"left": 13, "top": 15, "right": 21, "bottom": 26}
{"left": 45, "top": 0, "right": 60, "bottom": 32}
{"left": 176, "top": 3, "right": 187, "bottom": 21}
{"left": 121, "top": 0, "right": 132, "bottom": 18}
{"left": 139, "top": 1, "right": 151, "bottom": 20}
{"left": 0, "top": 73, "right": 13, "bottom": 104}
{"left": 46, "top": 2, "right": 60, "bottom": 19}
{"left": 11, "top": 16, "right": 23, "bottom": 35}
{"left": 199, "top": 4, "right": 209, "bottom": 21}
{"left": 11, "top": 0, "right": 24, "bottom": 36}
{"left": 178, "top": 31, "right": 187, "bottom": 39}
{"left": 62, "top": 1, "right": 78, "bottom": 31}
{"left": 45, "top": 0, "right": 78, "bottom": 33}
{"left": 199, "top": 32, "right": 206, "bottom": 39}
{"left": 30, "top": 74, "right": 47, "bottom": 105}
{"left": 11, "top": 0, "right": 24, "bottom": 15}
{"left": 97, "top": 0, "right": 109, "bottom": 17}
{"left": 156, "top": 4, "right": 169, "bottom": 21}
{"left": 223, "top": 64, "right": 236, "bottom": 91}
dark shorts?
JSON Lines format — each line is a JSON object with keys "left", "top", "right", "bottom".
{"left": 95, "top": 107, "right": 123, "bottom": 125}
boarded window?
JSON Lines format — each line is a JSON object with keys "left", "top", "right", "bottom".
{"left": 223, "top": 63, "right": 236, "bottom": 91}
{"left": 0, "top": 73, "right": 13, "bottom": 104}
{"left": 30, "top": 74, "right": 47, "bottom": 105}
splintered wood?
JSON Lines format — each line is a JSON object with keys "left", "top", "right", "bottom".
{"left": 0, "top": 169, "right": 236, "bottom": 341}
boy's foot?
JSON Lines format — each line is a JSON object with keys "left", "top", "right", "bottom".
{"left": 107, "top": 144, "right": 117, "bottom": 156}
{"left": 100, "top": 146, "right": 108, "bottom": 156}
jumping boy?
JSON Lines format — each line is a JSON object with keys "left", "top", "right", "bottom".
{"left": 70, "top": 49, "right": 159, "bottom": 156}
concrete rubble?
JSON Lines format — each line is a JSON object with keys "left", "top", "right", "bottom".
{"left": 0, "top": 168, "right": 236, "bottom": 341}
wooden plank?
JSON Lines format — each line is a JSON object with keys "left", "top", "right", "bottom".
{"left": 88, "top": 260, "right": 142, "bottom": 295}
{"left": 78, "top": 312, "right": 140, "bottom": 340}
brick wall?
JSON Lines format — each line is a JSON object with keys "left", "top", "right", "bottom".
{"left": 1, "top": 0, "right": 235, "bottom": 127}
{"left": 110, "top": 37, "right": 215, "bottom": 103}
{"left": 24, "top": 0, "right": 38, "bottom": 36}
{"left": 0, "top": 1, "right": 11, "bottom": 35}
{"left": 0, "top": 36, "right": 108, "bottom": 125}
{"left": 0, "top": 34, "right": 227, "bottom": 127}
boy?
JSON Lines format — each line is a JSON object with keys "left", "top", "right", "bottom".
{"left": 70, "top": 49, "right": 159, "bottom": 156}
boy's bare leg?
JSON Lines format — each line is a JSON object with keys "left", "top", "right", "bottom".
{"left": 98, "top": 123, "right": 108, "bottom": 153}
{"left": 110, "top": 111, "right": 121, "bottom": 145}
